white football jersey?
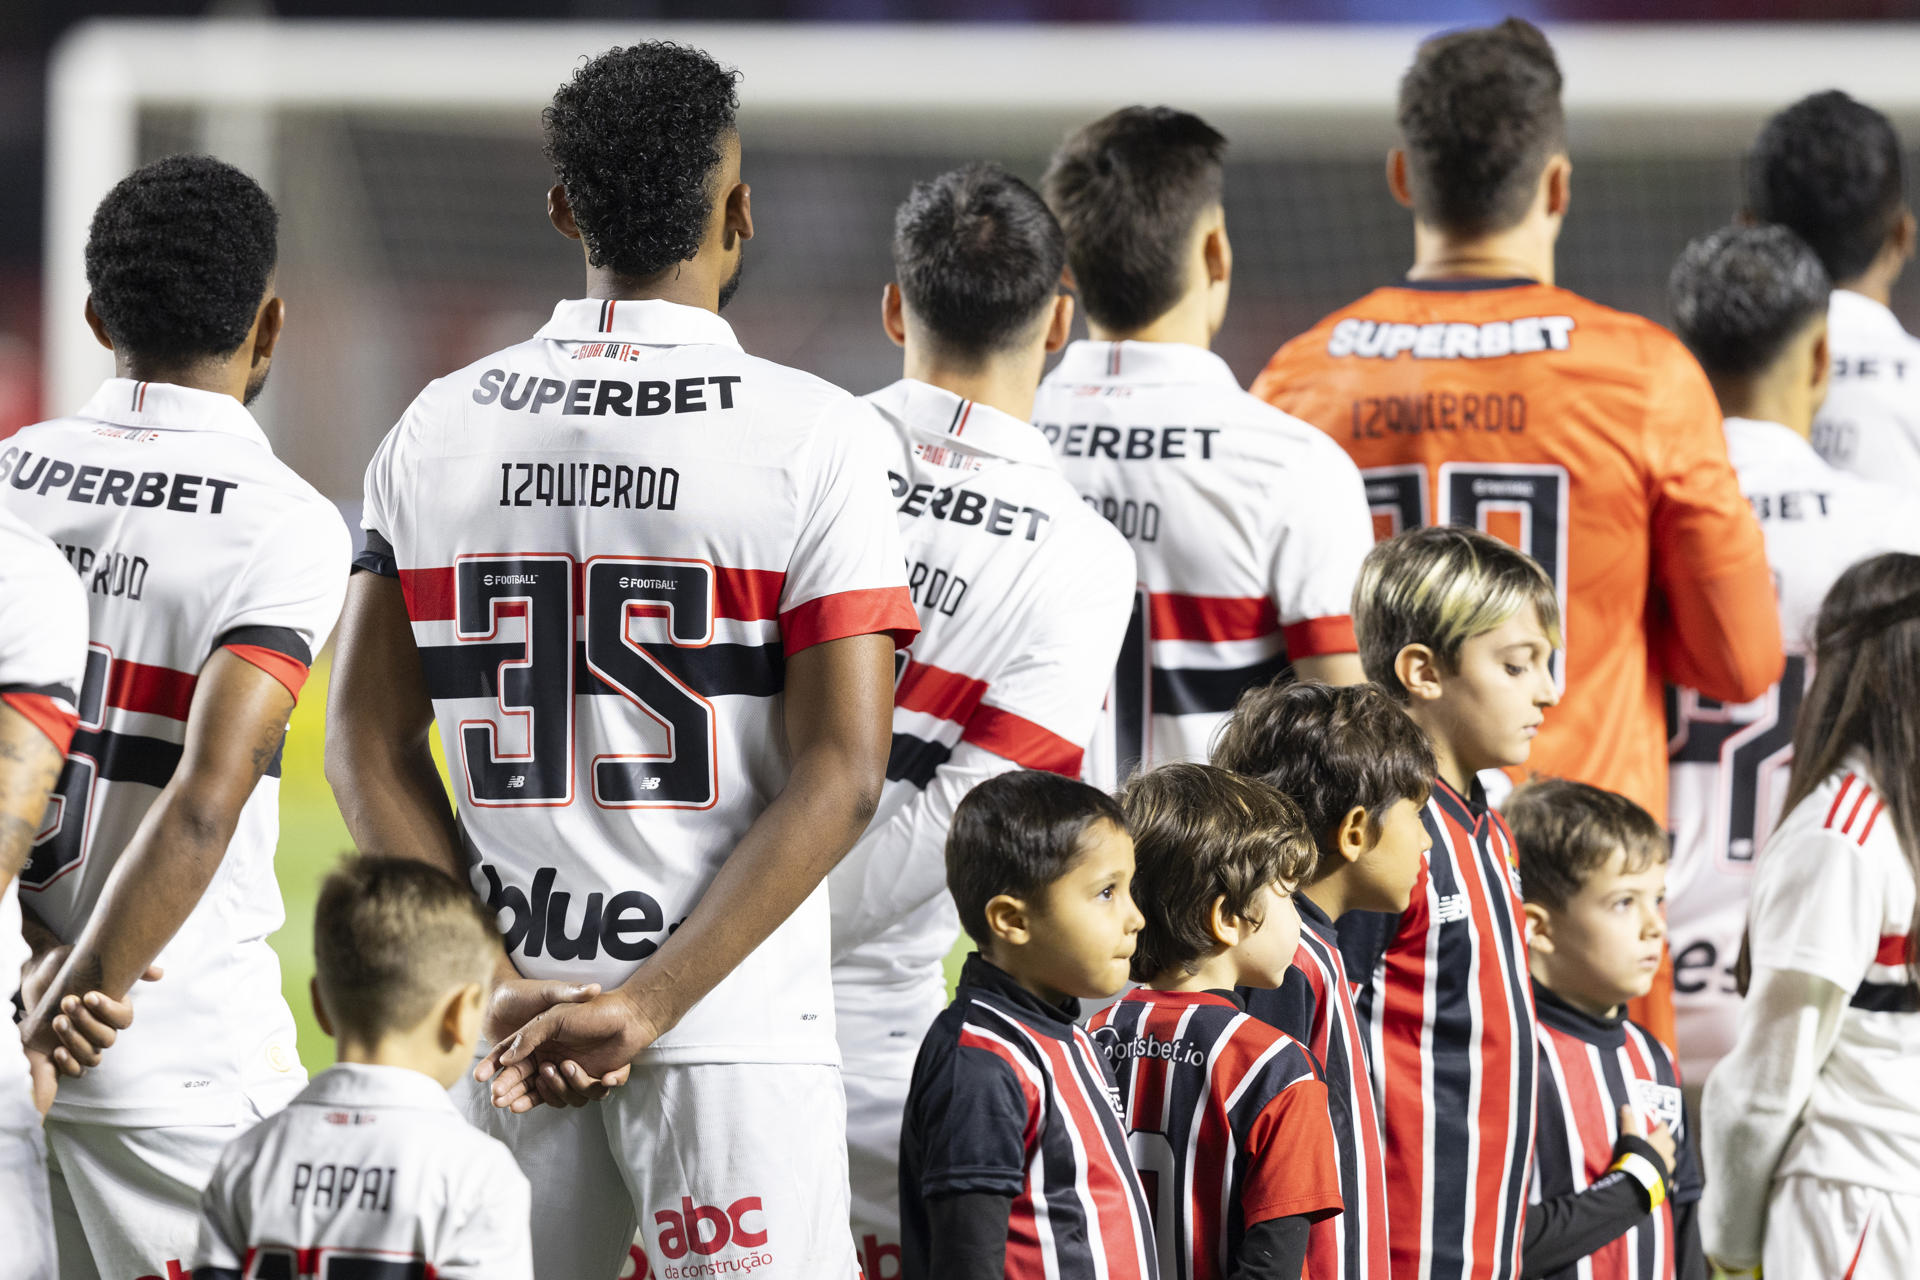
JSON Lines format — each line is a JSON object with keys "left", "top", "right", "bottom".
{"left": 0, "top": 379, "right": 349, "bottom": 1125}
{"left": 1032, "top": 339, "right": 1374, "bottom": 775}
{"left": 1666, "top": 417, "right": 1920, "bottom": 1082}
{"left": 1745, "top": 759, "right": 1920, "bottom": 1194}
{"left": 827, "top": 380, "right": 1134, "bottom": 1051}
{"left": 0, "top": 505, "right": 87, "bottom": 1129}
{"left": 360, "top": 299, "right": 918, "bottom": 1066}
{"left": 1811, "top": 289, "right": 1920, "bottom": 493}
{"left": 192, "top": 1063, "right": 533, "bottom": 1279}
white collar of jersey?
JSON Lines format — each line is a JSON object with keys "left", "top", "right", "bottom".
{"left": 79, "top": 378, "right": 270, "bottom": 447}
{"left": 1722, "top": 416, "right": 1824, "bottom": 462}
{"left": 1831, "top": 287, "right": 1910, "bottom": 339}
{"left": 295, "top": 1062, "right": 463, "bottom": 1113}
{"left": 536, "top": 297, "right": 742, "bottom": 349}
{"left": 1048, "top": 338, "right": 1240, "bottom": 389}
{"left": 869, "top": 378, "right": 1057, "bottom": 468}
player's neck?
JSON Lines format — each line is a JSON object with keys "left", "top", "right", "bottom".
{"left": 335, "top": 1033, "right": 466, "bottom": 1090}
{"left": 1407, "top": 219, "right": 1555, "bottom": 287}
{"left": 1714, "top": 381, "right": 1812, "bottom": 439}
{"left": 1088, "top": 292, "right": 1215, "bottom": 352}
{"left": 1838, "top": 242, "right": 1906, "bottom": 308}
{"left": 1405, "top": 705, "right": 1477, "bottom": 797}
{"left": 902, "top": 348, "right": 1044, "bottom": 423}
{"left": 114, "top": 353, "right": 250, "bottom": 404}
{"left": 1300, "top": 875, "right": 1351, "bottom": 923}
{"left": 582, "top": 264, "right": 723, "bottom": 313}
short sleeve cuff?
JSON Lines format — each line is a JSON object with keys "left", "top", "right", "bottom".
{"left": 1282, "top": 614, "right": 1358, "bottom": 659}
{"left": 353, "top": 527, "right": 400, "bottom": 578}
{"left": 216, "top": 626, "right": 314, "bottom": 700}
{"left": 0, "top": 685, "right": 79, "bottom": 753}
{"left": 1241, "top": 1190, "right": 1345, "bottom": 1226}
{"left": 920, "top": 1167, "right": 1028, "bottom": 1199}
{"left": 780, "top": 586, "right": 921, "bottom": 656}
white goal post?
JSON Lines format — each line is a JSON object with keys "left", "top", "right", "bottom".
{"left": 44, "top": 19, "right": 1920, "bottom": 450}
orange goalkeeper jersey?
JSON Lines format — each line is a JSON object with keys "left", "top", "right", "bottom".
{"left": 1254, "top": 278, "right": 1783, "bottom": 828}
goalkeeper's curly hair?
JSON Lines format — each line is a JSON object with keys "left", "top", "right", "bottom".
{"left": 543, "top": 42, "right": 741, "bottom": 280}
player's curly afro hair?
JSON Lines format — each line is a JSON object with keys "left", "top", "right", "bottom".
{"left": 84, "top": 155, "right": 277, "bottom": 364}
{"left": 1669, "top": 223, "right": 1831, "bottom": 379}
{"left": 543, "top": 42, "right": 741, "bottom": 281}
{"left": 1746, "top": 91, "right": 1906, "bottom": 285}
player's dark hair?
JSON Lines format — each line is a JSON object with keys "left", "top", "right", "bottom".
{"left": 1120, "top": 764, "right": 1315, "bottom": 982}
{"left": 1746, "top": 91, "right": 1906, "bottom": 285}
{"left": 1212, "top": 681, "right": 1434, "bottom": 877}
{"left": 1504, "top": 778, "right": 1667, "bottom": 912}
{"left": 1041, "top": 106, "right": 1227, "bottom": 333}
{"left": 1782, "top": 552, "right": 1920, "bottom": 976}
{"left": 543, "top": 42, "right": 741, "bottom": 280}
{"left": 893, "top": 163, "right": 1066, "bottom": 362}
{"left": 946, "top": 770, "right": 1127, "bottom": 949}
{"left": 1669, "top": 224, "right": 1831, "bottom": 379}
{"left": 84, "top": 155, "right": 277, "bottom": 365}
{"left": 1353, "top": 525, "right": 1562, "bottom": 702}
{"left": 1397, "top": 18, "right": 1565, "bottom": 238}
{"left": 313, "top": 855, "right": 500, "bottom": 1044}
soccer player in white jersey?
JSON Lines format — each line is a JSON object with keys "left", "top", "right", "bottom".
{"left": 0, "top": 508, "right": 89, "bottom": 1279}
{"left": 1032, "top": 107, "right": 1374, "bottom": 778}
{"left": 1746, "top": 91, "right": 1920, "bottom": 491}
{"left": 1, "top": 155, "right": 351, "bottom": 1279}
{"left": 325, "top": 45, "right": 917, "bottom": 1280}
{"left": 1665, "top": 225, "right": 1920, "bottom": 1088}
{"left": 192, "top": 857, "right": 532, "bottom": 1278}
{"left": 829, "top": 164, "right": 1134, "bottom": 1277}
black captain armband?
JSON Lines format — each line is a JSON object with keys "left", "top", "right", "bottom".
{"left": 353, "top": 529, "right": 400, "bottom": 578}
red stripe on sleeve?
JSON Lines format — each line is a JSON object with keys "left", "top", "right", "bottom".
{"left": 780, "top": 586, "right": 921, "bottom": 656}
{"left": 107, "top": 659, "right": 198, "bottom": 721}
{"left": 1, "top": 692, "right": 78, "bottom": 753}
{"left": 1282, "top": 614, "right": 1359, "bottom": 658}
{"left": 963, "top": 705, "right": 1084, "bottom": 776}
{"left": 714, "top": 567, "right": 785, "bottom": 621}
{"left": 399, "top": 567, "right": 456, "bottom": 622}
{"left": 1876, "top": 934, "right": 1910, "bottom": 967}
{"left": 1147, "top": 592, "right": 1279, "bottom": 643}
{"left": 224, "top": 644, "right": 312, "bottom": 700}
{"left": 896, "top": 661, "right": 989, "bottom": 724}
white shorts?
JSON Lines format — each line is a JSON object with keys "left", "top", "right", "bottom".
{"left": 1765, "top": 1174, "right": 1920, "bottom": 1278}
{"left": 834, "top": 975, "right": 944, "bottom": 1280}
{"left": 1, "top": 1117, "right": 56, "bottom": 1280}
{"left": 461, "top": 1059, "right": 857, "bottom": 1280}
{"left": 44, "top": 1083, "right": 293, "bottom": 1280}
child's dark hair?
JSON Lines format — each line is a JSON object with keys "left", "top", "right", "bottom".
{"left": 946, "top": 771, "right": 1127, "bottom": 948}
{"left": 1211, "top": 681, "right": 1434, "bottom": 875}
{"left": 1504, "top": 778, "right": 1667, "bottom": 911}
{"left": 1783, "top": 552, "right": 1920, "bottom": 974}
{"left": 314, "top": 855, "right": 500, "bottom": 1044}
{"left": 1120, "top": 764, "right": 1315, "bottom": 982}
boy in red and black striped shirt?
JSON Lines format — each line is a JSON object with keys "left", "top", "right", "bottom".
{"left": 1212, "top": 682, "right": 1437, "bottom": 1280}
{"left": 1091, "top": 764, "right": 1343, "bottom": 1280}
{"left": 1506, "top": 780, "right": 1704, "bottom": 1280}
{"left": 900, "top": 771, "right": 1156, "bottom": 1280}
{"left": 1337, "top": 526, "right": 1561, "bottom": 1280}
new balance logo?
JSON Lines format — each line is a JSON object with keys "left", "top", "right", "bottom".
{"left": 1434, "top": 893, "right": 1471, "bottom": 924}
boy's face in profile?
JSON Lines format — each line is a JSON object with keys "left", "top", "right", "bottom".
{"left": 1233, "top": 879, "right": 1304, "bottom": 989}
{"left": 1354, "top": 796, "right": 1432, "bottom": 914}
{"left": 1018, "top": 820, "right": 1145, "bottom": 1002}
{"left": 1528, "top": 846, "right": 1668, "bottom": 1017}
{"left": 1427, "top": 603, "right": 1558, "bottom": 776}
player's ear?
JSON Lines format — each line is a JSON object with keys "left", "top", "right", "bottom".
{"left": 442, "top": 981, "right": 484, "bottom": 1050}
{"left": 547, "top": 184, "right": 583, "bottom": 242}
{"left": 1202, "top": 212, "right": 1231, "bottom": 287}
{"left": 1385, "top": 148, "right": 1414, "bottom": 210}
{"left": 1894, "top": 207, "right": 1916, "bottom": 263}
{"left": 881, "top": 283, "right": 908, "bottom": 349}
{"left": 83, "top": 295, "right": 114, "bottom": 353}
{"left": 723, "top": 180, "right": 754, "bottom": 249}
{"left": 309, "top": 976, "right": 335, "bottom": 1039}
{"left": 1395, "top": 643, "right": 1444, "bottom": 702}
{"left": 1523, "top": 901, "right": 1553, "bottom": 954}
{"left": 1810, "top": 320, "right": 1832, "bottom": 404}
{"left": 984, "top": 893, "right": 1032, "bottom": 947}
{"left": 250, "top": 292, "right": 285, "bottom": 367}
{"left": 1207, "top": 894, "right": 1241, "bottom": 948}
{"left": 1333, "top": 805, "right": 1371, "bottom": 867}
{"left": 1044, "top": 293, "right": 1074, "bottom": 354}
{"left": 1542, "top": 154, "right": 1572, "bottom": 221}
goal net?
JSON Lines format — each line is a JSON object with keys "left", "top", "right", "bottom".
{"left": 46, "top": 19, "right": 1920, "bottom": 507}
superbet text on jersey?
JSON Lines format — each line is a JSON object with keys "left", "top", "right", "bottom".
{"left": 1666, "top": 417, "right": 1920, "bottom": 1082}
{"left": 1, "top": 379, "right": 349, "bottom": 1127}
{"left": 1812, "top": 288, "right": 1920, "bottom": 493}
{"left": 829, "top": 378, "right": 1134, "bottom": 1274}
{"left": 358, "top": 297, "right": 918, "bottom": 1063}
{"left": 1033, "top": 340, "right": 1373, "bottom": 777}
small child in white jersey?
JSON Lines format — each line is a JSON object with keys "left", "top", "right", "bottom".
{"left": 190, "top": 856, "right": 531, "bottom": 1278}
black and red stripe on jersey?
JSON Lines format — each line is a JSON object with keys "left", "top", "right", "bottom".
{"left": 1337, "top": 776, "right": 1538, "bottom": 1280}
{"left": 901, "top": 954, "right": 1157, "bottom": 1280}
{"left": 1530, "top": 982, "right": 1704, "bottom": 1280}
{"left": 1244, "top": 897, "right": 1390, "bottom": 1280}
{"left": 1090, "top": 988, "right": 1341, "bottom": 1280}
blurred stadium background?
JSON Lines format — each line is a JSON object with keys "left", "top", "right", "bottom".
{"left": 8, "top": 0, "right": 1920, "bottom": 1067}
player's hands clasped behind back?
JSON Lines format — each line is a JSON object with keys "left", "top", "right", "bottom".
{"left": 475, "top": 973, "right": 642, "bottom": 1112}
{"left": 17, "top": 944, "right": 163, "bottom": 1113}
